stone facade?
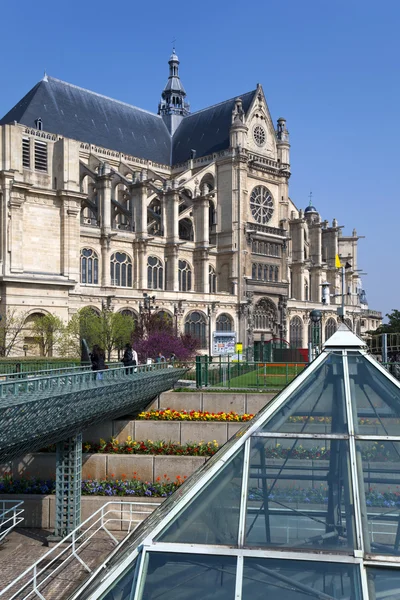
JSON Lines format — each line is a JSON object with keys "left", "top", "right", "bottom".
{"left": 0, "top": 53, "right": 381, "bottom": 357}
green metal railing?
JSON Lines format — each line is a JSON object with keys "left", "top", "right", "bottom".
{"left": 195, "top": 356, "right": 307, "bottom": 389}
{"left": 0, "top": 360, "right": 82, "bottom": 376}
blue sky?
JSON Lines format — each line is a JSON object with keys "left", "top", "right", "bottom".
{"left": 0, "top": 0, "right": 398, "bottom": 319}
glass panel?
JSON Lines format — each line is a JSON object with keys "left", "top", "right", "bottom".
{"left": 127, "top": 264, "right": 132, "bottom": 287}
{"left": 121, "top": 263, "right": 127, "bottom": 287}
{"left": 101, "top": 558, "right": 137, "bottom": 600}
{"left": 141, "top": 553, "right": 236, "bottom": 600}
{"left": 157, "top": 447, "right": 244, "bottom": 545}
{"left": 242, "top": 558, "right": 361, "bottom": 600}
{"left": 245, "top": 437, "right": 355, "bottom": 551}
{"left": 260, "top": 353, "right": 347, "bottom": 434}
{"left": 81, "top": 257, "right": 86, "bottom": 283}
{"left": 348, "top": 354, "right": 400, "bottom": 435}
{"left": 367, "top": 567, "right": 400, "bottom": 599}
{"left": 115, "top": 263, "right": 120, "bottom": 286}
{"left": 357, "top": 440, "right": 400, "bottom": 555}
{"left": 88, "top": 258, "right": 93, "bottom": 283}
{"left": 94, "top": 258, "right": 98, "bottom": 284}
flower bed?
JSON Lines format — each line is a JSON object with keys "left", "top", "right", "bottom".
{"left": 40, "top": 438, "right": 219, "bottom": 457}
{"left": 0, "top": 474, "right": 186, "bottom": 497}
{"left": 137, "top": 409, "right": 254, "bottom": 422}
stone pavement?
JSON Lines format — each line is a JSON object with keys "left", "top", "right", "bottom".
{"left": 0, "top": 528, "right": 126, "bottom": 599}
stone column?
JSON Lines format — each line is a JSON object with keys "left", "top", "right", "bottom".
{"left": 193, "top": 196, "right": 210, "bottom": 293}
{"left": 0, "top": 175, "right": 13, "bottom": 276}
{"left": 60, "top": 194, "right": 81, "bottom": 281}
{"left": 98, "top": 165, "right": 112, "bottom": 233}
{"left": 164, "top": 189, "right": 180, "bottom": 292}
{"left": 9, "top": 190, "right": 25, "bottom": 273}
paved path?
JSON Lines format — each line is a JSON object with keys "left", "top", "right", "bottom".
{"left": 0, "top": 528, "right": 126, "bottom": 599}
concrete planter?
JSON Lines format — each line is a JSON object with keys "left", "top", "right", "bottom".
{"left": 1, "top": 453, "right": 207, "bottom": 482}
{"left": 0, "top": 494, "right": 163, "bottom": 530}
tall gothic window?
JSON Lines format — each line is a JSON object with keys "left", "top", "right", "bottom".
{"left": 110, "top": 252, "right": 132, "bottom": 287}
{"left": 304, "top": 280, "right": 309, "bottom": 301}
{"left": 147, "top": 256, "right": 163, "bottom": 290}
{"left": 184, "top": 311, "right": 207, "bottom": 348}
{"left": 252, "top": 264, "right": 257, "bottom": 279}
{"left": 209, "top": 265, "right": 217, "bottom": 293}
{"left": 254, "top": 298, "right": 277, "bottom": 331}
{"left": 179, "top": 260, "right": 192, "bottom": 292}
{"left": 325, "top": 317, "right": 337, "bottom": 342}
{"left": 216, "top": 313, "right": 233, "bottom": 332}
{"left": 269, "top": 265, "right": 274, "bottom": 281}
{"left": 80, "top": 248, "right": 99, "bottom": 285}
{"left": 290, "top": 316, "right": 303, "bottom": 348}
{"left": 344, "top": 318, "right": 353, "bottom": 331}
{"left": 274, "top": 266, "right": 279, "bottom": 282}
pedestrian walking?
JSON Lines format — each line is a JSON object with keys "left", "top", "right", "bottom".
{"left": 90, "top": 345, "right": 106, "bottom": 380}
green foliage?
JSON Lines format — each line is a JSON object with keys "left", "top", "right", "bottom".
{"left": 0, "top": 309, "right": 28, "bottom": 357}
{"left": 376, "top": 309, "right": 400, "bottom": 334}
{"left": 31, "top": 314, "right": 65, "bottom": 357}
{"left": 65, "top": 307, "right": 135, "bottom": 360}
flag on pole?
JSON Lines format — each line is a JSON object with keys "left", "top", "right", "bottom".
{"left": 335, "top": 254, "right": 341, "bottom": 269}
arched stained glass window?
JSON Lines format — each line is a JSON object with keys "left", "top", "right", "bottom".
{"left": 147, "top": 256, "right": 163, "bottom": 290}
{"left": 179, "top": 260, "right": 192, "bottom": 292}
{"left": 216, "top": 313, "right": 233, "bottom": 332}
{"left": 184, "top": 311, "right": 207, "bottom": 348}
{"left": 110, "top": 252, "right": 132, "bottom": 287}
{"left": 325, "top": 317, "right": 337, "bottom": 341}
{"left": 290, "top": 316, "right": 303, "bottom": 348}
{"left": 80, "top": 248, "right": 99, "bottom": 285}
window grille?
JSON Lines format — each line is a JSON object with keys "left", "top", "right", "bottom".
{"left": 216, "top": 313, "right": 233, "bottom": 332}
{"left": 34, "top": 141, "right": 47, "bottom": 172}
{"left": 147, "top": 256, "right": 164, "bottom": 290}
{"left": 80, "top": 248, "right": 99, "bottom": 285}
{"left": 110, "top": 252, "right": 133, "bottom": 287}
{"left": 178, "top": 260, "right": 192, "bottom": 292}
{"left": 22, "top": 138, "right": 30, "bottom": 168}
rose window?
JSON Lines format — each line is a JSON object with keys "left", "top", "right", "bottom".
{"left": 250, "top": 185, "right": 274, "bottom": 224}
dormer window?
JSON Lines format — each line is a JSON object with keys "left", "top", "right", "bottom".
{"left": 35, "top": 118, "right": 43, "bottom": 131}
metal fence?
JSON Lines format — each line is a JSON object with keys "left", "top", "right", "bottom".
{"left": 0, "top": 360, "right": 82, "bottom": 376}
{"left": 0, "top": 500, "right": 24, "bottom": 543}
{"left": 195, "top": 356, "right": 307, "bottom": 389}
{"left": 0, "top": 500, "right": 159, "bottom": 600}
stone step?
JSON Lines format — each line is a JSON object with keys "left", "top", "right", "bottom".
{"left": 82, "top": 391, "right": 275, "bottom": 443}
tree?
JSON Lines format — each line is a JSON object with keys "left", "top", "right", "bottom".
{"left": 0, "top": 309, "right": 28, "bottom": 357}
{"left": 133, "top": 312, "right": 199, "bottom": 362}
{"left": 31, "top": 314, "right": 65, "bottom": 357}
{"left": 65, "top": 307, "right": 135, "bottom": 361}
{"left": 374, "top": 310, "right": 400, "bottom": 334}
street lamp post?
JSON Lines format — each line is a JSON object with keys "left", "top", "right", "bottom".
{"left": 309, "top": 309, "right": 322, "bottom": 361}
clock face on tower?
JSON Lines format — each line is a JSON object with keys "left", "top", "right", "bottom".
{"left": 250, "top": 185, "right": 274, "bottom": 224}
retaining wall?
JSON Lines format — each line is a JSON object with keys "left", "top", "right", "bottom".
{"left": 0, "top": 495, "right": 163, "bottom": 530}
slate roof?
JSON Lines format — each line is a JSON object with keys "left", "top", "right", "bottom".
{"left": 0, "top": 77, "right": 172, "bottom": 165}
{"left": 172, "top": 90, "right": 256, "bottom": 164}
{"left": 0, "top": 76, "right": 257, "bottom": 166}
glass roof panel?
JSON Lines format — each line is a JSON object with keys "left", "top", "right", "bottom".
{"left": 100, "top": 558, "right": 137, "bottom": 600}
{"left": 260, "top": 353, "right": 347, "bottom": 434}
{"left": 367, "top": 567, "right": 400, "bottom": 598}
{"left": 242, "top": 558, "right": 361, "bottom": 600}
{"left": 348, "top": 355, "right": 400, "bottom": 435}
{"left": 357, "top": 440, "right": 400, "bottom": 555}
{"left": 156, "top": 446, "right": 244, "bottom": 545}
{"left": 245, "top": 437, "right": 356, "bottom": 551}
{"left": 141, "top": 553, "right": 237, "bottom": 600}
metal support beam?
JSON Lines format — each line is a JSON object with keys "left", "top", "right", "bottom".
{"left": 54, "top": 433, "right": 82, "bottom": 538}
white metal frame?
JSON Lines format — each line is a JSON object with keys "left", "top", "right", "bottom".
{"left": 74, "top": 339, "right": 400, "bottom": 599}
{"left": 0, "top": 501, "right": 159, "bottom": 600}
{"left": 0, "top": 500, "right": 24, "bottom": 542}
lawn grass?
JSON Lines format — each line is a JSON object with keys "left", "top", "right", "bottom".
{"left": 213, "top": 363, "right": 306, "bottom": 388}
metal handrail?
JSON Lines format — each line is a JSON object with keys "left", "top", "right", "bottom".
{"left": 0, "top": 363, "right": 94, "bottom": 382}
{"left": 0, "top": 500, "right": 159, "bottom": 600}
{"left": 0, "top": 500, "right": 24, "bottom": 542}
{"left": 0, "top": 362, "right": 184, "bottom": 403}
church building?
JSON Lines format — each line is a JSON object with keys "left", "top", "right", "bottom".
{"left": 0, "top": 50, "right": 381, "bottom": 356}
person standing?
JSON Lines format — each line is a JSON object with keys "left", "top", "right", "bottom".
{"left": 122, "top": 343, "right": 137, "bottom": 374}
{"left": 90, "top": 345, "right": 106, "bottom": 380}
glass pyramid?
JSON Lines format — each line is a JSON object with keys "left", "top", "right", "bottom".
{"left": 78, "top": 325, "right": 400, "bottom": 600}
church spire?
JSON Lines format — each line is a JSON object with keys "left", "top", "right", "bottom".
{"left": 158, "top": 48, "right": 189, "bottom": 134}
